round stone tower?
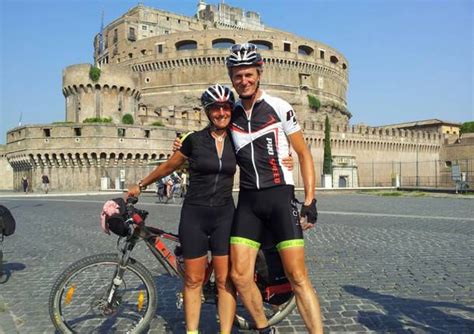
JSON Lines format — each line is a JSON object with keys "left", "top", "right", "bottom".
{"left": 62, "top": 64, "right": 141, "bottom": 123}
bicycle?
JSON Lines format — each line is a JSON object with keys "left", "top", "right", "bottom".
{"left": 49, "top": 197, "right": 296, "bottom": 333}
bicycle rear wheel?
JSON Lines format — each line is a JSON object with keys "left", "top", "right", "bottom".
{"left": 234, "top": 294, "right": 296, "bottom": 330}
{"left": 49, "top": 253, "right": 157, "bottom": 333}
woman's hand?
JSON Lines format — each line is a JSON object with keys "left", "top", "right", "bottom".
{"left": 282, "top": 154, "right": 294, "bottom": 171}
{"left": 127, "top": 184, "right": 141, "bottom": 198}
{"left": 172, "top": 137, "right": 182, "bottom": 152}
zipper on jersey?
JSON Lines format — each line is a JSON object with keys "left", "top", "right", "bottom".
{"left": 245, "top": 112, "right": 260, "bottom": 189}
{"left": 210, "top": 139, "right": 224, "bottom": 206}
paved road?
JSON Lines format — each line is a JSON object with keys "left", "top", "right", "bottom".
{"left": 0, "top": 193, "right": 473, "bottom": 333}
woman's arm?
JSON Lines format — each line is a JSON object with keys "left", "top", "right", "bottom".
{"left": 128, "top": 151, "right": 187, "bottom": 196}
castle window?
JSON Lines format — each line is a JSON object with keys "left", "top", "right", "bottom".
{"left": 298, "top": 45, "right": 314, "bottom": 56}
{"left": 128, "top": 53, "right": 133, "bottom": 59}
{"left": 319, "top": 49, "right": 325, "bottom": 59}
{"left": 330, "top": 55, "right": 339, "bottom": 64}
{"left": 248, "top": 40, "right": 272, "bottom": 50}
{"left": 156, "top": 44, "right": 164, "bottom": 53}
{"left": 283, "top": 42, "right": 291, "bottom": 52}
{"left": 342, "top": 63, "right": 347, "bottom": 70}
{"left": 212, "top": 38, "right": 235, "bottom": 49}
{"left": 113, "top": 29, "right": 118, "bottom": 43}
{"left": 141, "top": 49, "right": 147, "bottom": 56}
{"left": 166, "top": 16, "right": 169, "bottom": 21}
{"left": 144, "top": 130, "right": 150, "bottom": 138}
{"left": 176, "top": 40, "right": 197, "bottom": 51}
{"left": 142, "top": 25, "right": 147, "bottom": 30}
{"left": 43, "top": 129, "right": 51, "bottom": 137}
{"left": 118, "top": 128, "right": 126, "bottom": 137}
{"left": 128, "top": 27, "right": 136, "bottom": 41}
{"left": 74, "top": 128, "right": 82, "bottom": 136}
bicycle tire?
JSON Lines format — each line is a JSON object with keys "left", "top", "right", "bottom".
{"left": 49, "top": 253, "right": 157, "bottom": 333}
{"left": 234, "top": 294, "right": 297, "bottom": 330}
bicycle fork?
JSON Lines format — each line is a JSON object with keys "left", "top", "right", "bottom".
{"left": 106, "top": 245, "right": 133, "bottom": 309}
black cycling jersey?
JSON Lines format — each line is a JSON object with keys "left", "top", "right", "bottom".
{"left": 229, "top": 91, "right": 301, "bottom": 190}
{"left": 180, "top": 127, "right": 236, "bottom": 207}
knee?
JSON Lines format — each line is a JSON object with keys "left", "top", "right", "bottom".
{"left": 230, "top": 266, "right": 252, "bottom": 289}
{"left": 184, "top": 273, "right": 205, "bottom": 290}
{"left": 286, "top": 267, "right": 309, "bottom": 288}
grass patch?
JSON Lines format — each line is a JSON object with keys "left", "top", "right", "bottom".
{"left": 379, "top": 191, "right": 403, "bottom": 197}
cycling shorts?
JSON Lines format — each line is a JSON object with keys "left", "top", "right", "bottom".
{"left": 230, "top": 185, "right": 304, "bottom": 251}
{"left": 179, "top": 201, "right": 235, "bottom": 259}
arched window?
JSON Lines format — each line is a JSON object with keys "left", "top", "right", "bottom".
{"left": 175, "top": 40, "right": 197, "bottom": 51}
{"left": 248, "top": 40, "right": 272, "bottom": 50}
{"left": 212, "top": 38, "right": 235, "bottom": 49}
{"left": 298, "top": 45, "right": 314, "bottom": 56}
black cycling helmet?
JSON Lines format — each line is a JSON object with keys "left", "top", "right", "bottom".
{"left": 201, "top": 84, "right": 235, "bottom": 110}
{"left": 226, "top": 43, "right": 264, "bottom": 68}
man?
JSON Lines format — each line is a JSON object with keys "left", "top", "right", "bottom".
{"left": 226, "top": 43, "right": 323, "bottom": 333}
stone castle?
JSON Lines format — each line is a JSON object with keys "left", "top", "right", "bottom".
{"left": 1, "top": 1, "right": 469, "bottom": 192}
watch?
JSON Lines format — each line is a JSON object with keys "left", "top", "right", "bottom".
{"left": 138, "top": 181, "right": 147, "bottom": 191}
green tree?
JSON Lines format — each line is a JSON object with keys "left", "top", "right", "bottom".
{"left": 89, "top": 66, "right": 101, "bottom": 82}
{"left": 323, "top": 115, "right": 332, "bottom": 174}
{"left": 122, "top": 113, "right": 134, "bottom": 124}
{"left": 151, "top": 121, "right": 164, "bottom": 126}
{"left": 460, "top": 121, "right": 474, "bottom": 134}
{"left": 307, "top": 94, "right": 321, "bottom": 111}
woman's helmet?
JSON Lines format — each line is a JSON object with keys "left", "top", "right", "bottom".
{"left": 226, "top": 43, "right": 263, "bottom": 68}
{"left": 201, "top": 84, "right": 235, "bottom": 110}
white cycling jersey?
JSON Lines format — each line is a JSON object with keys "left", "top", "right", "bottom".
{"left": 229, "top": 91, "right": 301, "bottom": 190}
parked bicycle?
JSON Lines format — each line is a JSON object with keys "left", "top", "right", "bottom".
{"left": 49, "top": 197, "right": 296, "bottom": 333}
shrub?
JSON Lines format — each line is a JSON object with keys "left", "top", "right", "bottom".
{"left": 83, "top": 117, "right": 112, "bottom": 123}
{"left": 89, "top": 66, "right": 101, "bottom": 82}
{"left": 308, "top": 94, "right": 321, "bottom": 111}
{"left": 151, "top": 121, "right": 164, "bottom": 127}
{"left": 460, "top": 121, "right": 474, "bottom": 134}
{"left": 122, "top": 114, "right": 134, "bottom": 124}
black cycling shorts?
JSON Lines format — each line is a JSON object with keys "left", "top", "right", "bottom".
{"left": 230, "top": 185, "right": 304, "bottom": 251}
{"left": 179, "top": 201, "right": 235, "bottom": 259}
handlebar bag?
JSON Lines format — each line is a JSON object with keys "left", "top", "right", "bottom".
{"left": 0, "top": 205, "right": 16, "bottom": 236}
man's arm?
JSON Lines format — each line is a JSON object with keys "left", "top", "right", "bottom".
{"left": 288, "top": 130, "right": 315, "bottom": 205}
{"left": 288, "top": 130, "right": 318, "bottom": 229}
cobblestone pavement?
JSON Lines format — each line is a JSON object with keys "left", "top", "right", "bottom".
{"left": 0, "top": 193, "right": 473, "bottom": 333}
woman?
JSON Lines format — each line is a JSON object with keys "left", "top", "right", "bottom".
{"left": 129, "top": 84, "right": 237, "bottom": 334}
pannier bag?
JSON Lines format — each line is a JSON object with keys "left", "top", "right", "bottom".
{"left": 0, "top": 205, "right": 16, "bottom": 236}
{"left": 100, "top": 198, "right": 129, "bottom": 237}
{"left": 255, "top": 247, "right": 292, "bottom": 305}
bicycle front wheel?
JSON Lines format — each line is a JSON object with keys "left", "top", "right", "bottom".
{"left": 234, "top": 294, "right": 297, "bottom": 330}
{"left": 49, "top": 253, "right": 157, "bottom": 333}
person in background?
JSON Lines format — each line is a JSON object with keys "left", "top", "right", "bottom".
{"left": 42, "top": 174, "right": 50, "bottom": 194}
{"left": 21, "top": 176, "right": 29, "bottom": 193}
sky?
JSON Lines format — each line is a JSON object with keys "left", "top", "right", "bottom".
{"left": 0, "top": 0, "right": 473, "bottom": 144}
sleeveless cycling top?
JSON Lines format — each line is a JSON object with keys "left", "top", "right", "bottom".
{"left": 229, "top": 91, "right": 301, "bottom": 190}
{"left": 180, "top": 128, "right": 236, "bottom": 206}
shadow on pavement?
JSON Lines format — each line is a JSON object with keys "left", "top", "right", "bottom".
{"left": 344, "top": 285, "right": 474, "bottom": 333}
{"left": 0, "top": 261, "right": 26, "bottom": 284}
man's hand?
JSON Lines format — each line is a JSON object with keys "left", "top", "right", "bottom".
{"left": 172, "top": 138, "right": 182, "bottom": 152}
{"left": 282, "top": 154, "right": 294, "bottom": 171}
{"left": 300, "top": 199, "right": 317, "bottom": 230}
